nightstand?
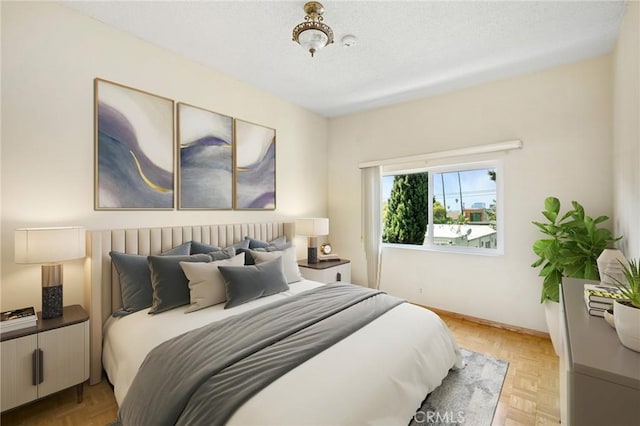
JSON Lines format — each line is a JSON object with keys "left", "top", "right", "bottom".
{"left": 1, "top": 305, "right": 90, "bottom": 412}
{"left": 298, "top": 259, "right": 351, "bottom": 284}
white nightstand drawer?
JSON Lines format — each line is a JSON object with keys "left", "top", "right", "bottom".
{"left": 298, "top": 259, "right": 351, "bottom": 284}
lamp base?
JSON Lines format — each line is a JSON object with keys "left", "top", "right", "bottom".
{"left": 308, "top": 247, "right": 318, "bottom": 264}
{"left": 42, "top": 285, "right": 63, "bottom": 319}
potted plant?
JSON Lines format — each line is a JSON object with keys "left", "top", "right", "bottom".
{"left": 531, "top": 197, "right": 619, "bottom": 354}
{"left": 608, "top": 258, "right": 640, "bottom": 352}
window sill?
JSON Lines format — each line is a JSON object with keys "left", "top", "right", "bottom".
{"left": 381, "top": 243, "right": 504, "bottom": 257}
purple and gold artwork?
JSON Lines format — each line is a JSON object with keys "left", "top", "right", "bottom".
{"left": 178, "top": 103, "right": 233, "bottom": 209}
{"left": 94, "top": 79, "right": 174, "bottom": 209}
{"left": 234, "top": 119, "right": 276, "bottom": 210}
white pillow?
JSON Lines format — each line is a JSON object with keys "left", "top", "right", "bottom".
{"left": 180, "top": 253, "right": 245, "bottom": 313}
{"left": 251, "top": 246, "right": 302, "bottom": 284}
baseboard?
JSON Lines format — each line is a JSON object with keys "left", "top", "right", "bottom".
{"left": 416, "top": 304, "right": 551, "bottom": 339}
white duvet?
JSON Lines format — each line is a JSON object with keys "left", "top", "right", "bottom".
{"left": 103, "top": 280, "right": 463, "bottom": 425}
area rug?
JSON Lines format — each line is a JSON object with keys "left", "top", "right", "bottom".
{"left": 410, "top": 348, "right": 508, "bottom": 426}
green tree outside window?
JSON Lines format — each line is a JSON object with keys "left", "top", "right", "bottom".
{"left": 382, "top": 173, "right": 428, "bottom": 244}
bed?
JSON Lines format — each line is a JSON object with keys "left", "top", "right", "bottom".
{"left": 84, "top": 221, "right": 463, "bottom": 425}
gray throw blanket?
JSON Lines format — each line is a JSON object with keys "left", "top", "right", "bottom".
{"left": 116, "top": 283, "right": 404, "bottom": 426}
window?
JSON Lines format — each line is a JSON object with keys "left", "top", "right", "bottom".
{"left": 381, "top": 161, "right": 503, "bottom": 255}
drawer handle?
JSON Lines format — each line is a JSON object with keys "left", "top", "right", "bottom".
{"left": 31, "top": 349, "right": 44, "bottom": 385}
{"left": 38, "top": 349, "right": 44, "bottom": 384}
{"left": 336, "top": 272, "right": 342, "bottom": 282}
{"left": 32, "top": 350, "right": 37, "bottom": 386}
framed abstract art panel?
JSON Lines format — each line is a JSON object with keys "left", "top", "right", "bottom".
{"left": 94, "top": 78, "right": 174, "bottom": 210}
{"left": 234, "top": 119, "right": 276, "bottom": 210}
{"left": 177, "top": 103, "right": 233, "bottom": 209}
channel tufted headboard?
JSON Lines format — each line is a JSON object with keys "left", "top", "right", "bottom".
{"left": 83, "top": 221, "right": 294, "bottom": 385}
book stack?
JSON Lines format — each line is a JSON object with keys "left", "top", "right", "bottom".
{"left": 583, "top": 284, "right": 627, "bottom": 317}
{"left": 319, "top": 253, "right": 340, "bottom": 262}
{"left": 0, "top": 307, "right": 37, "bottom": 333}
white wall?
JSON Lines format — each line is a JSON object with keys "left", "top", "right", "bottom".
{"left": 613, "top": 1, "right": 640, "bottom": 260}
{"left": 1, "top": 2, "right": 328, "bottom": 311}
{"left": 328, "top": 56, "right": 613, "bottom": 332}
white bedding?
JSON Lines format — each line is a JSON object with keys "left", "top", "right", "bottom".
{"left": 103, "top": 280, "right": 463, "bottom": 425}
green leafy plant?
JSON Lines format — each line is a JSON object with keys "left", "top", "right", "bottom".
{"left": 608, "top": 259, "right": 640, "bottom": 309}
{"left": 531, "top": 197, "right": 620, "bottom": 303}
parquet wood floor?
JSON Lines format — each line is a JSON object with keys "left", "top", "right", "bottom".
{"left": 1, "top": 313, "right": 559, "bottom": 425}
{"left": 0, "top": 380, "right": 117, "bottom": 426}
{"left": 440, "top": 315, "right": 560, "bottom": 426}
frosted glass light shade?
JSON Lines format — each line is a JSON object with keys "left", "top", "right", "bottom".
{"left": 296, "top": 218, "right": 329, "bottom": 237}
{"left": 15, "top": 226, "right": 86, "bottom": 264}
{"left": 299, "top": 29, "right": 329, "bottom": 52}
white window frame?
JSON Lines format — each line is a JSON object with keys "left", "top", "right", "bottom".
{"left": 381, "top": 159, "right": 504, "bottom": 256}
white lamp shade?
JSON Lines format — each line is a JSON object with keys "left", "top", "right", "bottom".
{"left": 296, "top": 218, "right": 329, "bottom": 237}
{"left": 15, "top": 226, "right": 86, "bottom": 264}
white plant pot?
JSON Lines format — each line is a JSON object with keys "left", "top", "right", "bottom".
{"left": 544, "top": 300, "right": 560, "bottom": 356}
{"left": 613, "top": 299, "right": 640, "bottom": 352}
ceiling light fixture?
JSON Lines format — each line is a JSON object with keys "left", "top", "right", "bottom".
{"left": 292, "top": 1, "right": 334, "bottom": 57}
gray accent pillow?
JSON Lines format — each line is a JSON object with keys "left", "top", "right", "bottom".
{"left": 219, "top": 257, "right": 289, "bottom": 309}
{"left": 109, "top": 242, "right": 192, "bottom": 317}
{"left": 240, "top": 242, "right": 292, "bottom": 266}
{"left": 180, "top": 253, "right": 246, "bottom": 313}
{"left": 245, "top": 235, "right": 287, "bottom": 249}
{"left": 209, "top": 247, "right": 236, "bottom": 260}
{"left": 147, "top": 253, "right": 212, "bottom": 314}
{"left": 237, "top": 248, "right": 255, "bottom": 265}
{"left": 191, "top": 239, "right": 249, "bottom": 255}
{"left": 190, "top": 241, "right": 219, "bottom": 254}
{"left": 251, "top": 246, "right": 302, "bottom": 284}
{"left": 164, "top": 242, "right": 193, "bottom": 255}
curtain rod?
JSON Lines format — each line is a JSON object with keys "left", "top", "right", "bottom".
{"left": 358, "top": 139, "right": 523, "bottom": 169}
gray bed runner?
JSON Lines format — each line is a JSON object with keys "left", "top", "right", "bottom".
{"left": 117, "top": 283, "right": 404, "bottom": 426}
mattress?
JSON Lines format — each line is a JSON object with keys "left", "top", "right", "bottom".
{"left": 103, "top": 280, "right": 463, "bottom": 425}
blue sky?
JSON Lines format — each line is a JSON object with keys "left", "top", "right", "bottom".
{"left": 382, "top": 168, "right": 496, "bottom": 213}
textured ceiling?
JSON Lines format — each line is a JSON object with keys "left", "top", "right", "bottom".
{"left": 61, "top": 1, "right": 628, "bottom": 117}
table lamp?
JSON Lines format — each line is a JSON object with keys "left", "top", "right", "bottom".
{"left": 296, "top": 218, "right": 329, "bottom": 264}
{"left": 15, "top": 226, "right": 86, "bottom": 319}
